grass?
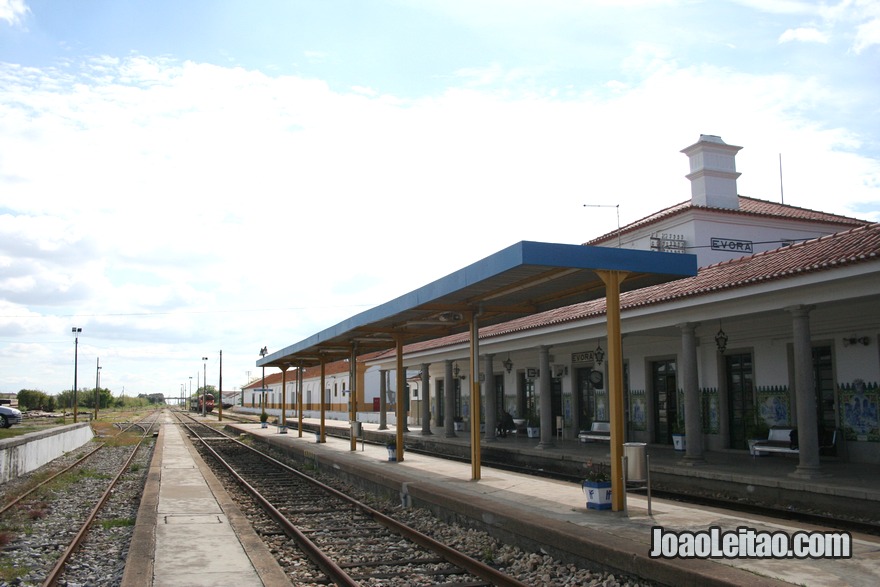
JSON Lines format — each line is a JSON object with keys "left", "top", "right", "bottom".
{"left": 0, "top": 562, "right": 29, "bottom": 582}
{"left": 100, "top": 518, "right": 135, "bottom": 530}
{"left": 0, "top": 425, "right": 51, "bottom": 440}
{"left": 0, "top": 406, "right": 161, "bottom": 441}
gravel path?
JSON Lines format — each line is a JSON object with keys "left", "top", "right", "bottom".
{"left": 0, "top": 438, "right": 153, "bottom": 587}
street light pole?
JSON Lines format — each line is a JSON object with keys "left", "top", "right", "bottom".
{"left": 94, "top": 357, "right": 101, "bottom": 420}
{"left": 188, "top": 376, "right": 192, "bottom": 411}
{"left": 259, "top": 346, "right": 268, "bottom": 414}
{"left": 72, "top": 327, "right": 82, "bottom": 423}
{"left": 202, "top": 357, "right": 208, "bottom": 416}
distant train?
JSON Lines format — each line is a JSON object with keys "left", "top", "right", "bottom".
{"left": 190, "top": 393, "right": 215, "bottom": 413}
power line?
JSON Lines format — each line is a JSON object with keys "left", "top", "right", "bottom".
{"left": 0, "top": 303, "right": 374, "bottom": 319}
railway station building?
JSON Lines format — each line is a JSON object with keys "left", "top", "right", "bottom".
{"left": 246, "top": 135, "right": 880, "bottom": 467}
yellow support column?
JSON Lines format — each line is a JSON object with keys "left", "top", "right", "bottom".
{"left": 468, "top": 311, "right": 481, "bottom": 481}
{"left": 319, "top": 359, "right": 326, "bottom": 442}
{"left": 297, "top": 364, "right": 304, "bottom": 438}
{"left": 396, "top": 336, "right": 405, "bottom": 462}
{"left": 279, "top": 365, "right": 288, "bottom": 428}
{"left": 598, "top": 270, "right": 629, "bottom": 512}
{"left": 350, "top": 345, "right": 358, "bottom": 452}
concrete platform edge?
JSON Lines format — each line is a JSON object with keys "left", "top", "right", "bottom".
{"left": 122, "top": 422, "right": 291, "bottom": 587}
{"left": 186, "top": 429, "right": 291, "bottom": 587}
{"left": 120, "top": 421, "right": 163, "bottom": 587}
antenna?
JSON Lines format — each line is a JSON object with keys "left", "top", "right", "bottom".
{"left": 583, "top": 204, "right": 621, "bottom": 247}
{"left": 778, "top": 153, "right": 785, "bottom": 205}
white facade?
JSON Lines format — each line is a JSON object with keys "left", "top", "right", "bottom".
{"left": 365, "top": 136, "right": 880, "bottom": 465}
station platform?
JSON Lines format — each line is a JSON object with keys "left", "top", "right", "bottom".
{"left": 219, "top": 414, "right": 880, "bottom": 587}
{"left": 121, "top": 411, "right": 289, "bottom": 587}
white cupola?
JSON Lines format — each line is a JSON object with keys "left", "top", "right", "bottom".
{"left": 681, "top": 135, "right": 742, "bottom": 210}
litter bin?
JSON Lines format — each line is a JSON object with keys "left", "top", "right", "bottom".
{"left": 351, "top": 421, "right": 362, "bottom": 437}
{"left": 624, "top": 442, "right": 647, "bottom": 482}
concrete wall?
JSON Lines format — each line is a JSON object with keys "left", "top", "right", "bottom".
{"left": 0, "top": 423, "right": 94, "bottom": 484}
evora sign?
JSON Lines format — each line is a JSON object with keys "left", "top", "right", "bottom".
{"left": 711, "top": 237, "right": 753, "bottom": 254}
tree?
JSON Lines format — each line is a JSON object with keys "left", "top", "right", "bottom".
{"left": 137, "top": 393, "right": 166, "bottom": 405}
{"left": 83, "top": 388, "right": 114, "bottom": 409}
{"left": 17, "top": 389, "right": 55, "bottom": 411}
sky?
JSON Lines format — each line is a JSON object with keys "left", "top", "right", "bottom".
{"left": 1, "top": 0, "right": 878, "bottom": 400}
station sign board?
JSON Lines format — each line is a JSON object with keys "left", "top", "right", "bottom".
{"left": 711, "top": 237, "right": 753, "bottom": 253}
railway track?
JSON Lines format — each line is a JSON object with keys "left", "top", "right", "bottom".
{"left": 179, "top": 413, "right": 529, "bottom": 587}
{"left": 0, "top": 412, "right": 161, "bottom": 586}
{"left": 285, "top": 423, "right": 880, "bottom": 539}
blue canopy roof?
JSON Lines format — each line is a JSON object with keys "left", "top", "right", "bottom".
{"left": 259, "top": 241, "right": 697, "bottom": 367}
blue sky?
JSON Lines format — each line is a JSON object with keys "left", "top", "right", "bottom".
{"left": 1, "top": 0, "right": 878, "bottom": 398}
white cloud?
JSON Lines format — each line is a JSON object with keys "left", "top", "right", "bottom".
{"left": 852, "top": 16, "right": 880, "bottom": 53}
{"left": 0, "top": 0, "right": 29, "bottom": 27}
{"left": 778, "top": 27, "right": 830, "bottom": 44}
{"left": 0, "top": 52, "right": 877, "bottom": 395}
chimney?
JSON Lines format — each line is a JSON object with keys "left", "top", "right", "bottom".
{"left": 681, "top": 134, "right": 742, "bottom": 209}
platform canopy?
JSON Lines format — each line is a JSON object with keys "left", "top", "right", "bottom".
{"left": 258, "top": 241, "right": 697, "bottom": 369}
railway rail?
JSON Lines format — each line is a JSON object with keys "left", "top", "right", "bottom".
{"left": 0, "top": 411, "right": 161, "bottom": 586}
{"left": 283, "top": 422, "right": 879, "bottom": 539}
{"left": 178, "top": 412, "right": 530, "bottom": 587}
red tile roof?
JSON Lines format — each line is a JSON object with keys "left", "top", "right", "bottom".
{"left": 586, "top": 196, "right": 869, "bottom": 245}
{"left": 388, "top": 223, "right": 880, "bottom": 356}
{"left": 244, "top": 350, "right": 388, "bottom": 387}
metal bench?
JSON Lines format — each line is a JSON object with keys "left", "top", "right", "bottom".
{"left": 578, "top": 421, "right": 611, "bottom": 443}
{"left": 753, "top": 427, "right": 837, "bottom": 456}
{"left": 753, "top": 427, "right": 797, "bottom": 455}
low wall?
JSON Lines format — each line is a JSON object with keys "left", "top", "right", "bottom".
{"left": 0, "top": 423, "right": 94, "bottom": 484}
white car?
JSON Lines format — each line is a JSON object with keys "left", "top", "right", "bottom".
{"left": 0, "top": 405, "right": 22, "bottom": 428}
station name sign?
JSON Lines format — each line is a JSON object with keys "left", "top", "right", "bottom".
{"left": 711, "top": 237, "right": 753, "bottom": 253}
{"left": 571, "top": 351, "right": 598, "bottom": 363}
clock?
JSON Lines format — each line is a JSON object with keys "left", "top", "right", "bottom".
{"left": 589, "top": 370, "right": 604, "bottom": 387}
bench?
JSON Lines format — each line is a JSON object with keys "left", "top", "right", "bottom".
{"left": 578, "top": 421, "right": 611, "bottom": 443}
{"left": 752, "top": 427, "right": 797, "bottom": 455}
{"left": 752, "top": 427, "right": 838, "bottom": 456}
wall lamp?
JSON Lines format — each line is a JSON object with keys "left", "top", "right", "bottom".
{"left": 842, "top": 336, "right": 870, "bottom": 347}
{"left": 453, "top": 363, "right": 466, "bottom": 379}
{"left": 594, "top": 343, "right": 605, "bottom": 365}
{"left": 502, "top": 354, "right": 513, "bottom": 374}
{"left": 715, "top": 325, "right": 729, "bottom": 354}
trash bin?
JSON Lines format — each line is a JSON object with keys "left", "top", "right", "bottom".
{"left": 351, "top": 421, "right": 362, "bottom": 437}
{"left": 624, "top": 442, "right": 647, "bottom": 482}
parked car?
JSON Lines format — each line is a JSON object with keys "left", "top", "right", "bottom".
{"left": 0, "top": 405, "right": 22, "bottom": 428}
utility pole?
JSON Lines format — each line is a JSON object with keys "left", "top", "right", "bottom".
{"left": 218, "top": 350, "right": 223, "bottom": 421}
{"left": 202, "top": 357, "right": 208, "bottom": 416}
{"left": 72, "top": 327, "right": 82, "bottom": 423}
{"left": 94, "top": 357, "right": 101, "bottom": 420}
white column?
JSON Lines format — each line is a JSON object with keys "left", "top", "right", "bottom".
{"left": 788, "top": 305, "right": 825, "bottom": 478}
{"left": 420, "top": 364, "right": 432, "bottom": 436}
{"left": 484, "top": 354, "right": 496, "bottom": 441}
{"left": 536, "top": 346, "right": 554, "bottom": 449}
{"left": 679, "top": 322, "right": 704, "bottom": 464}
